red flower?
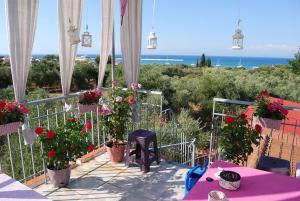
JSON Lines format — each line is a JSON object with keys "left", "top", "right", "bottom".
{"left": 0, "top": 101, "right": 6, "bottom": 110}
{"left": 88, "top": 144, "right": 95, "bottom": 152}
{"left": 262, "top": 90, "right": 270, "bottom": 97}
{"left": 48, "top": 149, "right": 55, "bottom": 158}
{"left": 255, "top": 124, "right": 262, "bottom": 133}
{"left": 47, "top": 130, "right": 55, "bottom": 139}
{"left": 82, "top": 127, "right": 87, "bottom": 134}
{"left": 128, "top": 95, "right": 135, "bottom": 105}
{"left": 225, "top": 116, "right": 235, "bottom": 124}
{"left": 35, "top": 127, "right": 44, "bottom": 135}
{"left": 68, "top": 118, "right": 76, "bottom": 122}
{"left": 19, "top": 104, "right": 29, "bottom": 114}
{"left": 86, "top": 122, "right": 92, "bottom": 130}
{"left": 240, "top": 113, "right": 247, "bottom": 119}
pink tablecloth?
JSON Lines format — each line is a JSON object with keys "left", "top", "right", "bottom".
{"left": 183, "top": 160, "right": 300, "bottom": 201}
{"left": 0, "top": 171, "right": 50, "bottom": 201}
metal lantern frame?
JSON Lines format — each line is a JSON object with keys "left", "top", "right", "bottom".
{"left": 147, "top": 31, "right": 157, "bottom": 49}
{"left": 81, "top": 25, "right": 92, "bottom": 47}
{"left": 232, "top": 28, "right": 244, "bottom": 50}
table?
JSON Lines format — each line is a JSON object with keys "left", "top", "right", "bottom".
{"left": 0, "top": 171, "right": 50, "bottom": 201}
{"left": 183, "top": 160, "right": 300, "bottom": 201}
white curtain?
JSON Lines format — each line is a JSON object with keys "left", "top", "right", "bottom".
{"left": 57, "top": 0, "right": 83, "bottom": 95}
{"left": 120, "top": 0, "right": 142, "bottom": 86}
{"left": 98, "top": 0, "right": 115, "bottom": 87}
{"left": 5, "top": 0, "right": 39, "bottom": 102}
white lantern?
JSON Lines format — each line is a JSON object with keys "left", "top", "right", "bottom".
{"left": 68, "top": 25, "right": 80, "bottom": 45}
{"left": 82, "top": 31, "right": 92, "bottom": 47}
{"left": 232, "top": 28, "right": 244, "bottom": 50}
{"left": 147, "top": 31, "right": 157, "bottom": 49}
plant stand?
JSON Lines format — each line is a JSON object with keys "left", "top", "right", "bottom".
{"left": 253, "top": 116, "right": 281, "bottom": 130}
{"left": 78, "top": 103, "right": 97, "bottom": 113}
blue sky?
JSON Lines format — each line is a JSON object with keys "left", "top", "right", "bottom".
{"left": 0, "top": 0, "right": 299, "bottom": 58}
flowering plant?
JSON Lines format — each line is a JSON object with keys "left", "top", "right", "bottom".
{"left": 220, "top": 114, "right": 262, "bottom": 165}
{"left": 0, "top": 100, "right": 29, "bottom": 125}
{"left": 78, "top": 90, "right": 103, "bottom": 105}
{"left": 36, "top": 118, "right": 94, "bottom": 170}
{"left": 254, "top": 91, "right": 288, "bottom": 120}
{"left": 99, "top": 81, "right": 141, "bottom": 143}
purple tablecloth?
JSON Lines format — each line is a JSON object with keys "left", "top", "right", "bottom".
{"left": 184, "top": 160, "right": 300, "bottom": 201}
{"left": 0, "top": 171, "right": 50, "bottom": 201}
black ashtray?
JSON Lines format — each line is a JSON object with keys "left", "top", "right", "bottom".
{"left": 219, "top": 171, "right": 241, "bottom": 190}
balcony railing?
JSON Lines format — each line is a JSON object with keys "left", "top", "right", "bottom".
{"left": 0, "top": 89, "right": 196, "bottom": 184}
{"left": 209, "top": 97, "right": 300, "bottom": 175}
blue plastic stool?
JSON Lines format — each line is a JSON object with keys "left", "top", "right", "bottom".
{"left": 184, "top": 159, "right": 209, "bottom": 195}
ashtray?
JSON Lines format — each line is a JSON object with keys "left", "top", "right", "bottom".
{"left": 219, "top": 170, "right": 241, "bottom": 190}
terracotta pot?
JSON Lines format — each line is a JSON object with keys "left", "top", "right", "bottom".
{"left": 47, "top": 165, "right": 71, "bottom": 187}
{"left": 0, "top": 122, "right": 20, "bottom": 136}
{"left": 253, "top": 116, "right": 281, "bottom": 130}
{"left": 105, "top": 141, "right": 126, "bottom": 163}
{"left": 78, "top": 103, "right": 97, "bottom": 113}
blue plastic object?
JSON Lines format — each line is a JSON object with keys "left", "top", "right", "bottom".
{"left": 184, "top": 159, "right": 209, "bottom": 195}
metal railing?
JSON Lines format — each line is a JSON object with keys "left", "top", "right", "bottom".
{"left": 0, "top": 89, "right": 196, "bottom": 183}
{"left": 209, "top": 97, "right": 300, "bottom": 169}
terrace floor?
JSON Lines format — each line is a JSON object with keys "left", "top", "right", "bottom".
{"left": 34, "top": 153, "right": 188, "bottom": 201}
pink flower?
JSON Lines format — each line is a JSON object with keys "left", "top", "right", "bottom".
{"left": 99, "top": 108, "right": 112, "bottom": 116}
{"left": 116, "top": 96, "right": 123, "bottom": 103}
{"left": 128, "top": 95, "right": 135, "bottom": 105}
{"left": 19, "top": 104, "right": 29, "bottom": 114}
{"left": 112, "top": 80, "right": 118, "bottom": 86}
{"left": 138, "top": 83, "right": 142, "bottom": 89}
{"left": 95, "top": 90, "right": 103, "bottom": 97}
{"left": 130, "top": 83, "right": 139, "bottom": 90}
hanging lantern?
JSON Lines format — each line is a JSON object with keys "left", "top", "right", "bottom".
{"left": 147, "top": 32, "right": 157, "bottom": 49}
{"left": 232, "top": 28, "right": 244, "bottom": 50}
{"left": 82, "top": 25, "right": 92, "bottom": 47}
{"left": 68, "top": 24, "right": 80, "bottom": 45}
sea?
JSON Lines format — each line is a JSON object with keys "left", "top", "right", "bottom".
{"left": 2, "top": 54, "right": 292, "bottom": 69}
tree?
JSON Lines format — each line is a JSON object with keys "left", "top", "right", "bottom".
{"left": 289, "top": 49, "right": 300, "bottom": 74}
{"left": 196, "top": 59, "right": 199, "bottom": 67}
{"left": 200, "top": 54, "right": 206, "bottom": 67}
{"left": 206, "top": 57, "right": 212, "bottom": 67}
{"left": 95, "top": 55, "right": 112, "bottom": 65}
{"left": 43, "top": 54, "right": 59, "bottom": 61}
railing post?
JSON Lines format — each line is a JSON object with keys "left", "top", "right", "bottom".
{"left": 209, "top": 99, "right": 216, "bottom": 165}
{"left": 191, "top": 139, "right": 196, "bottom": 167}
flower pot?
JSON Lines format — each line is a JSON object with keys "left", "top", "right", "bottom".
{"left": 253, "top": 116, "right": 281, "bottom": 130}
{"left": 47, "top": 165, "right": 71, "bottom": 187}
{"left": 105, "top": 141, "right": 126, "bottom": 163}
{"left": 78, "top": 103, "right": 97, "bottom": 113}
{"left": 0, "top": 122, "right": 20, "bottom": 136}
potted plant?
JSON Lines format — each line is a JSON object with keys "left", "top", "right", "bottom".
{"left": 254, "top": 91, "right": 288, "bottom": 129}
{"left": 99, "top": 81, "right": 141, "bottom": 163}
{"left": 0, "top": 100, "right": 29, "bottom": 136}
{"left": 219, "top": 114, "right": 261, "bottom": 165}
{"left": 78, "top": 90, "right": 103, "bottom": 113}
{"left": 35, "top": 118, "right": 95, "bottom": 187}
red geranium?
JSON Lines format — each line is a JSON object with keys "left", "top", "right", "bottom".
{"left": 240, "top": 113, "right": 247, "bottom": 119}
{"left": 35, "top": 127, "right": 44, "bottom": 135}
{"left": 88, "top": 144, "right": 95, "bottom": 152}
{"left": 68, "top": 118, "right": 76, "bottom": 122}
{"left": 255, "top": 124, "right": 262, "bottom": 133}
{"left": 225, "top": 116, "right": 235, "bottom": 124}
{"left": 0, "top": 101, "right": 6, "bottom": 110}
{"left": 82, "top": 127, "right": 87, "bottom": 134}
{"left": 47, "top": 130, "right": 55, "bottom": 139}
{"left": 48, "top": 149, "right": 55, "bottom": 158}
{"left": 86, "top": 122, "right": 92, "bottom": 129}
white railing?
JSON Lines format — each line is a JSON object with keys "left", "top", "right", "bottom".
{"left": 0, "top": 89, "right": 196, "bottom": 184}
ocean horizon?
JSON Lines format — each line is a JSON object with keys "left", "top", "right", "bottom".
{"left": 1, "top": 54, "right": 292, "bottom": 69}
